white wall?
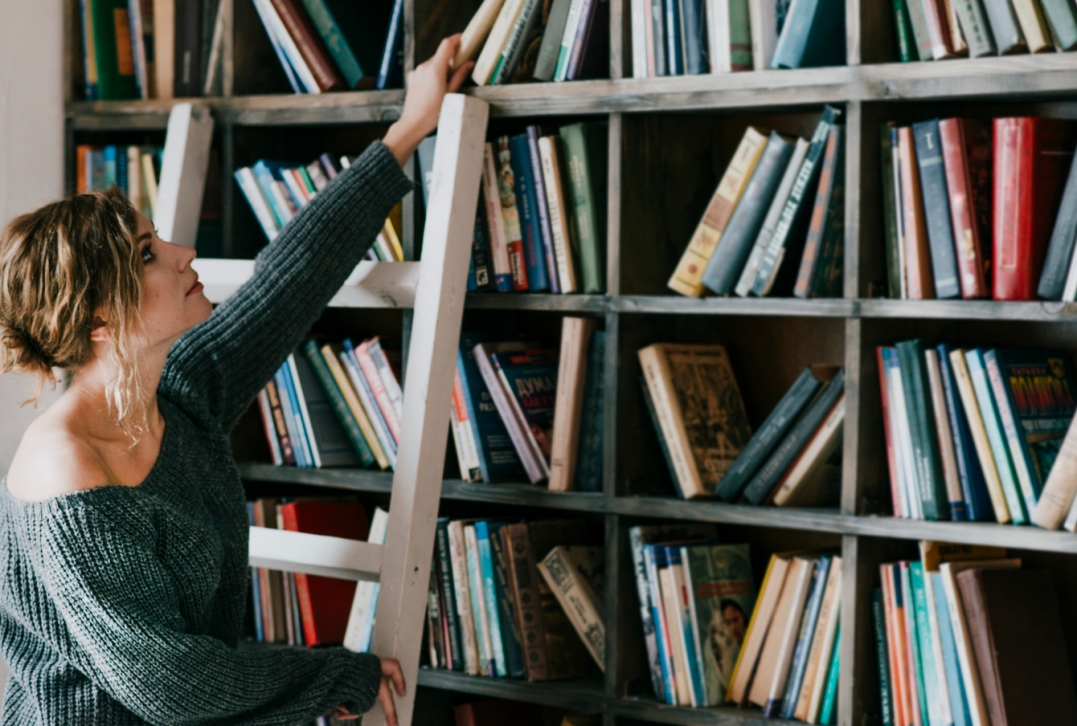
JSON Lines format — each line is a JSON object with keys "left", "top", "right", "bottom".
{"left": 0, "top": 0, "right": 66, "bottom": 696}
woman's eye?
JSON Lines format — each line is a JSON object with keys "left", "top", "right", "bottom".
{"left": 141, "top": 246, "right": 155, "bottom": 263}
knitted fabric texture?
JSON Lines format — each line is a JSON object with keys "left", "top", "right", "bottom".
{"left": 0, "top": 140, "right": 413, "bottom": 726}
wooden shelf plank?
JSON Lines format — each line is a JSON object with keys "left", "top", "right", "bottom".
{"left": 609, "top": 698, "right": 800, "bottom": 725}
{"left": 845, "top": 516, "right": 1077, "bottom": 554}
{"left": 609, "top": 497, "right": 847, "bottom": 535}
{"left": 858, "top": 299, "right": 1077, "bottom": 321}
{"left": 615, "top": 296, "right": 855, "bottom": 317}
{"left": 465, "top": 293, "right": 610, "bottom": 312}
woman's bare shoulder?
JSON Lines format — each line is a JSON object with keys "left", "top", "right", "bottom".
{"left": 6, "top": 413, "right": 112, "bottom": 502}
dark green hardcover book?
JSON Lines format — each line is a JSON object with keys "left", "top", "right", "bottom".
{"left": 89, "top": 0, "right": 139, "bottom": 99}
{"left": 299, "top": 0, "right": 391, "bottom": 88}
{"left": 742, "top": 370, "right": 845, "bottom": 505}
{"left": 435, "top": 517, "right": 465, "bottom": 671}
{"left": 881, "top": 123, "right": 903, "bottom": 298}
{"left": 560, "top": 122, "right": 609, "bottom": 294}
{"left": 716, "top": 366, "right": 827, "bottom": 501}
{"left": 1038, "top": 147, "right": 1077, "bottom": 299}
{"left": 301, "top": 340, "right": 376, "bottom": 467}
{"left": 533, "top": 0, "right": 574, "bottom": 81}
{"left": 892, "top": 0, "right": 915, "bottom": 61}
{"left": 913, "top": 119, "right": 961, "bottom": 300}
{"left": 489, "top": 522, "right": 527, "bottom": 678}
{"left": 751, "top": 105, "right": 842, "bottom": 297}
{"left": 871, "top": 589, "right": 894, "bottom": 726}
{"left": 794, "top": 125, "right": 845, "bottom": 299}
{"left": 896, "top": 339, "right": 947, "bottom": 520}
{"left": 701, "top": 132, "right": 796, "bottom": 295}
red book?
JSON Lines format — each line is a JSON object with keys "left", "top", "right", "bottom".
{"left": 920, "top": 0, "right": 956, "bottom": 58}
{"left": 266, "top": 0, "right": 346, "bottom": 92}
{"left": 992, "top": 118, "right": 1077, "bottom": 301}
{"left": 939, "top": 118, "right": 992, "bottom": 299}
{"left": 898, "top": 126, "right": 934, "bottom": 299}
{"left": 278, "top": 500, "right": 369, "bottom": 646}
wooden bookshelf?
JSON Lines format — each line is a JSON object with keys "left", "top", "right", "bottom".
{"left": 63, "top": 0, "right": 1077, "bottom": 724}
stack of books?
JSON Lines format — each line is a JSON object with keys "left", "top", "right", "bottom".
{"left": 454, "top": 0, "right": 609, "bottom": 85}
{"left": 629, "top": 0, "right": 845, "bottom": 77}
{"left": 668, "top": 107, "right": 844, "bottom": 299}
{"left": 892, "top": 0, "right": 1077, "bottom": 61}
{"left": 637, "top": 342, "right": 844, "bottom": 504}
{"left": 880, "top": 117, "right": 1077, "bottom": 302}
{"left": 874, "top": 542, "right": 1077, "bottom": 726}
{"left": 256, "top": 338, "right": 402, "bottom": 471}
{"left": 418, "top": 123, "right": 608, "bottom": 294}
{"left": 424, "top": 518, "right": 603, "bottom": 681}
{"left": 235, "top": 153, "right": 402, "bottom": 257}
{"left": 877, "top": 340, "right": 1076, "bottom": 524}
{"left": 75, "top": 144, "right": 163, "bottom": 219}
{"left": 451, "top": 318, "right": 605, "bottom": 492}
{"left": 250, "top": 0, "right": 403, "bottom": 92}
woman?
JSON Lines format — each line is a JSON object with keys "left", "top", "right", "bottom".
{"left": 0, "top": 34, "right": 472, "bottom": 726}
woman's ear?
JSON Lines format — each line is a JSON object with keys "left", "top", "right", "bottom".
{"left": 89, "top": 314, "right": 109, "bottom": 342}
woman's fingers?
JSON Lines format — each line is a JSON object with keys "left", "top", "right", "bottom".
{"left": 381, "top": 657, "right": 407, "bottom": 696}
{"left": 448, "top": 60, "right": 473, "bottom": 93}
{"left": 379, "top": 679, "right": 399, "bottom": 726}
{"left": 435, "top": 34, "right": 462, "bottom": 67}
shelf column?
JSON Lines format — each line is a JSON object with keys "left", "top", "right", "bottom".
{"left": 846, "top": 0, "right": 895, "bottom": 65}
{"left": 838, "top": 534, "right": 872, "bottom": 726}
{"left": 607, "top": 113, "right": 623, "bottom": 297}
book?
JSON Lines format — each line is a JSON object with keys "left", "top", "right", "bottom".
{"left": 492, "top": 0, "right": 540, "bottom": 84}
{"left": 128, "top": 0, "right": 156, "bottom": 98}
{"left": 290, "top": 351, "right": 363, "bottom": 468}
{"left": 275, "top": 363, "right": 309, "bottom": 467}
{"left": 435, "top": 518, "right": 465, "bottom": 671}
{"left": 457, "top": 333, "right": 527, "bottom": 483}
{"left": 298, "top": 0, "right": 390, "bottom": 89}
{"left": 447, "top": 520, "right": 480, "bottom": 674}
{"left": 376, "top": 0, "right": 404, "bottom": 89}
{"left": 982, "top": 0, "right": 1027, "bottom": 53}
{"left": 473, "top": 340, "right": 546, "bottom": 483}
{"left": 481, "top": 142, "right": 516, "bottom": 291}
{"left": 748, "top": 0, "right": 779, "bottom": 69}
{"left": 922, "top": 0, "right": 958, "bottom": 57}
{"left": 664, "top": 0, "right": 684, "bottom": 75}
{"left": 772, "top": 393, "right": 844, "bottom": 508}
{"left": 638, "top": 344, "right": 753, "bottom": 498}
{"left": 872, "top": 589, "right": 895, "bottom": 726}
{"left": 936, "top": 344, "right": 992, "bottom": 521}
{"left": 489, "top": 522, "right": 526, "bottom": 678}
{"left": 537, "top": 546, "right": 605, "bottom": 670}
{"left": 727, "top": 551, "right": 795, "bottom": 705}
{"left": 680, "top": 0, "right": 707, "bottom": 74}
{"left": 939, "top": 117, "right": 991, "bottom": 299}
{"left": 564, "top": 0, "right": 610, "bottom": 80}
{"left": 336, "top": 345, "right": 396, "bottom": 468}
{"left": 303, "top": 341, "right": 381, "bottom": 469}
{"left": 925, "top": 348, "right": 966, "bottom": 520}
{"left": 264, "top": 379, "right": 295, "bottom": 464}
{"left": 560, "top": 122, "right": 608, "bottom": 294}
{"left": 749, "top": 556, "right": 815, "bottom": 715}
{"left": 793, "top": 124, "right": 845, "bottom": 299}
{"left": 574, "top": 330, "right": 606, "bottom": 493}
{"left": 952, "top": 0, "right": 996, "bottom": 56}
{"left": 891, "top": 0, "right": 916, "bottom": 61}
{"left": 495, "top": 137, "right": 531, "bottom": 291}
{"left": 278, "top": 500, "right": 369, "bottom": 645}
{"left": 1010, "top": 0, "right": 1053, "bottom": 50}
{"left": 669, "top": 127, "right": 768, "bottom": 297}
{"left": 992, "top": 118, "right": 1077, "bottom": 301}
{"left": 455, "top": 0, "right": 508, "bottom": 67}
{"left": 492, "top": 348, "right": 559, "bottom": 478}
{"left": 644, "top": 544, "right": 679, "bottom": 702}
{"left": 708, "top": 0, "right": 753, "bottom": 71}
{"left": 904, "top": 0, "right": 936, "bottom": 58}
{"left": 701, "top": 131, "right": 796, "bottom": 296}
{"left": 464, "top": 523, "right": 495, "bottom": 676}
{"left": 474, "top": 0, "right": 528, "bottom": 85}
{"left": 717, "top": 365, "right": 828, "bottom": 502}
{"left": 508, "top": 133, "right": 552, "bottom": 293}
{"left": 1032, "top": 411, "right": 1077, "bottom": 529}
{"left": 533, "top": 0, "right": 574, "bottom": 80}
{"left": 152, "top": 0, "right": 174, "bottom": 98}
{"left": 1041, "top": 0, "right": 1077, "bottom": 49}
{"left": 770, "top": 0, "right": 846, "bottom": 68}
{"left": 525, "top": 126, "right": 560, "bottom": 294}
{"left": 781, "top": 555, "right": 831, "bottom": 718}
{"left": 475, "top": 521, "right": 508, "bottom": 677}
{"left": 910, "top": 562, "right": 945, "bottom": 726}
{"left": 1039, "top": 143, "right": 1077, "bottom": 300}
{"left": 539, "top": 135, "right": 579, "bottom": 292}
{"left": 84, "top": 0, "right": 139, "bottom": 100}
{"left": 549, "top": 317, "right": 598, "bottom": 492}
{"left": 656, "top": 544, "right": 692, "bottom": 704}
{"left": 898, "top": 125, "right": 935, "bottom": 299}
{"left": 965, "top": 349, "right": 1026, "bottom": 523}
{"left": 253, "top": 0, "right": 321, "bottom": 93}
{"left": 154, "top": 103, "right": 215, "bottom": 249}
{"left": 251, "top": 499, "right": 286, "bottom": 643}
{"left": 895, "top": 340, "right": 948, "bottom": 520}
{"left": 914, "top": 119, "right": 961, "bottom": 299}
{"left": 797, "top": 557, "right": 841, "bottom": 722}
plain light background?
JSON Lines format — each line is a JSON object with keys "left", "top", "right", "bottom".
{"left": 0, "top": 0, "right": 66, "bottom": 696}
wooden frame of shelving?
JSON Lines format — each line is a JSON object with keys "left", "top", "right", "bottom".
{"left": 63, "top": 0, "right": 1077, "bottom": 724}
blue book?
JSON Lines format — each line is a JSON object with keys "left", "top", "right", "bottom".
{"left": 457, "top": 333, "right": 527, "bottom": 482}
{"left": 274, "top": 364, "right": 309, "bottom": 467}
{"left": 679, "top": 0, "right": 706, "bottom": 74}
{"left": 487, "top": 522, "right": 526, "bottom": 678}
{"left": 377, "top": 0, "right": 405, "bottom": 89}
{"left": 341, "top": 339, "right": 397, "bottom": 457}
{"left": 665, "top": 545, "right": 706, "bottom": 705}
{"left": 247, "top": 502, "right": 265, "bottom": 642}
{"left": 643, "top": 544, "right": 676, "bottom": 704}
{"left": 116, "top": 147, "right": 128, "bottom": 194}
{"left": 463, "top": 523, "right": 492, "bottom": 674}
{"left": 932, "top": 572, "right": 971, "bottom": 726}
{"left": 279, "top": 358, "right": 315, "bottom": 468}
{"left": 937, "top": 344, "right": 993, "bottom": 522}
{"left": 526, "top": 127, "right": 560, "bottom": 293}
{"left": 252, "top": 161, "right": 293, "bottom": 228}
{"left": 665, "top": 0, "right": 684, "bottom": 73}
{"left": 475, "top": 521, "right": 507, "bottom": 677}
{"left": 770, "top": 0, "right": 846, "bottom": 68}
{"left": 782, "top": 556, "right": 831, "bottom": 718}
{"left": 435, "top": 518, "right": 464, "bottom": 671}
{"left": 103, "top": 146, "right": 118, "bottom": 188}
{"left": 910, "top": 563, "right": 944, "bottom": 726}
{"left": 507, "top": 134, "right": 550, "bottom": 292}
{"left": 575, "top": 331, "right": 606, "bottom": 492}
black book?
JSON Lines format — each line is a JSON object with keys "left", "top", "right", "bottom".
{"left": 1038, "top": 147, "right": 1077, "bottom": 299}
{"left": 175, "top": 0, "right": 203, "bottom": 97}
{"left": 913, "top": 119, "right": 961, "bottom": 300}
{"left": 701, "top": 132, "right": 796, "bottom": 295}
{"left": 896, "top": 339, "right": 947, "bottom": 520}
{"left": 794, "top": 124, "right": 845, "bottom": 299}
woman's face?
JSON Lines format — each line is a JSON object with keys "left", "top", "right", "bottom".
{"left": 132, "top": 213, "right": 211, "bottom": 349}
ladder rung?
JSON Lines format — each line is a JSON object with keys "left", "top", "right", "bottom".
{"left": 193, "top": 259, "right": 421, "bottom": 309}
{"left": 248, "top": 527, "right": 383, "bottom": 582}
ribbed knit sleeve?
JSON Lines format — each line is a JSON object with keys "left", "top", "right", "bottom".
{"left": 36, "top": 489, "right": 383, "bottom": 726}
{"left": 161, "top": 140, "right": 414, "bottom": 431}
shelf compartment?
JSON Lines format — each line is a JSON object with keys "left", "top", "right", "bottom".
{"left": 416, "top": 669, "right": 607, "bottom": 712}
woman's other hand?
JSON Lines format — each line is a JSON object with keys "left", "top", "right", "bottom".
{"left": 383, "top": 35, "right": 474, "bottom": 166}
{"left": 332, "top": 657, "right": 407, "bottom": 725}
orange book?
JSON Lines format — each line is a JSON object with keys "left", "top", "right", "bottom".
{"left": 880, "top": 565, "right": 907, "bottom": 726}
{"left": 898, "top": 127, "right": 934, "bottom": 299}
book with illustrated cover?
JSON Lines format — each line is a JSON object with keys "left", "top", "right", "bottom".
{"left": 492, "top": 349, "right": 560, "bottom": 476}
{"left": 537, "top": 546, "right": 605, "bottom": 670}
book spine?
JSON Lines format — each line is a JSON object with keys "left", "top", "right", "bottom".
{"left": 574, "top": 332, "right": 606, "bottom": 493}
{"left": 781, "top": 557, "right": 830, "bottom": 719}
{"left": 352, "top": 341, "right": 401, "bottom": 444}
{"left": 924, "top": 348, "right": 967, "bottom": 520}
{"left": 904, "top": 0, "right": 936, "bottom": 58}
{"left": 922, "top": 0, "right": 957, "bottom": 57}
{"left": 490, "top": 524, "right": 527, "bottom": 678}
{"left": 555, "top": 0, "right": 587, "bottom": 80}
{"left": 264, "top": 379, "right": 296, "bottom": 464}
{"left": 280, "top": 360, "right": 314, "bottom": 467}
{"left": 549, "top": 318, "right": 594, "bottom": 491}
{"left": 1039, "top": 144, "right": 1077, "bottom": 299}
{"left": 802, "top": 126, "right": 846, "bottom": 299}
{"left": 896, "top": 340, "right": 947, "bottom": 520}
{"left": 638, "top": 346, "right": 705, "bottom": 498}
{"left": 881, "top": 125, "right": 903, "bottom": 298}
{"left": 451, "top": 370, "right": 481, "bottom": 480}
{"left": 670, "top": 549, "right": 702, "bottom": 704}
{"left": 475, "top": 522, "right": 508, "bottom": 677}
{"left": 910, "top": 563, "right": 944, "bottom": 726}
{"left": 952, "top": 0, "right": 997, "bottom": 55}
{"left": 640, "top": 375, "right": 681, "bottom": 489}
{"left": 470, "top": 187, "right": 496, "bottom": 291}
{"left": 435, "top": 521, "right": 465, "bottom": 670}
{"left": 939, "top": 118, "right": 989, "bottom": 299}
{"left": 920, "top": 566, "right": 956, "bottom": 726}
{"left": 508, "top": 134, "right": 553, "bottom": 293}
{"left": 234, "top": 168, "right": 279, "bottom": 240}
{"left": 448, "top": 522, "right": 480, "bottom": 675}
{"left": 492, "top": 0, "right": 538, "bottom": 83}
{"left": 303, "top": 341, "right": 377, "bottom": 468}
{"left": 377, "top": 0, "right": 405, "bottom": 89}
{"left": 631, "top": 0, "right": 649, "bottom": 76}
{"left": 256, "top": 389, "right": 283, "bottom": 465}
{"left": 474, "top": 346, "right": 546, "bottom": 483}
{"left": 482, "top": 143, "right": 515, "bottom": 292}
{"left": 644, "top": 545, "right": 677, "bottom": 703}
{"left": 657, "top": 549, "right": 691, "bottom": 705}
{"left": 564, "top": 0, "right": 600, "bottom": 80}
{"left": 892, "top": 0, "right": 915, "bottom": 61}
{"left": 559, "top": 123, "right": 607, "bottom": 294}
{"left": 793, "top": 126, "right": 842, "bottom": 298}
{"left": 802, "top": 560, "right": 842, "bottom": 721}
{"left": 965, "top": 349, "right": 1026, "bottom": 523}
{"left": 879, "top": 348, "right": 904, "bottom": 516}
{"left": 817, "top": 623, "right": 841, "bottom": 725}
{"left": 1041, "top": 0, "right": 1077, "bottom": 49}
{"left": 534, "top": 0, "right": 573, "bottom": 80}
{"left": 629, "top": 529, "right": 667, "bottom": 700}
{"left": 769, "top": 0, "right": 822, "bottom": 68}
{"left": 538, "top": 547, "right": 606, "bottom": 671}
{"left": 931, "top": 571, "right": 973, "bottom": 726}
{"left": 504, "top": 523, "right": 550, "bottom": 681}
{"left": 872, "top": 590, "right": 895, "bottom": 726}
{"left": 278, "top": 505, "right": 319, "bottom": 645}
{"left": 936, "top": 344, "right": 991, "bottom": 522}
{"left": 539, "top": 136, "right": 579, "bottom": 293}
{"left": 913, "top": 119, "right": 961, "bottom": 299}
{"left": 898, "top": 126, "right": 935, "bottom": 299}
{"left": 426, "top": 565, "right": 444, "bottom": 667}
{"left": 982, "top": 350, "right": 1039, "bottom": 514}
{"left": 1010, "top": 0, "right": 1052, "bottom": 50}
{"left": 526, "top": 126, "right": 562, "bottom": 294}
{"left": 338, "top": 349, "right": 396, "bottom": 465}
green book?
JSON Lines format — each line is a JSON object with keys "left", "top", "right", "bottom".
{"left": 302, "top": 340, "right": 377, "bottom": 468}
{"left": 87, "top": 0, "right": 139, "bottom": 100}
{"left": 896, "top": 339, "right": 947, "bottom": 520}
{"left": 903, "top": 0, "right": 935, "bottom": 59}
{"left": 553, "top": 0, "right": 586, "bottom": 81}
{"left": 881, "top": 124, "right": 902, "bottom": 299}
{"left": 900, "top": 564, "right": 928, "bottom": 725}
{"left": 910, "top": 562, "right": 944, "bottom": 726}
{"left": 818, "top": 623, "right": 841, "bottom": 725}
{"left": 534, "top": 0, "right": 574, "bottom": 80}
{"left": 953, "top": 0, "right": 999, "bottom": 56}
{"left": 298, "top": 0, "right": 391, "bottom": 88}
{"left": 871, "top": 589, "right": 894, "bottom": 726}
{"left": 1042, "top": 0, "right": 1077, "bottom": 51}
{"left": 892, "top": 0, "right": 916, "bottom": 61}
{"left": 559, "top": 122, "right": 608, "bottom": 294}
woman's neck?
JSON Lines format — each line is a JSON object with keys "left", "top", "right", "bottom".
{"left": 66, "top": 344, "right": 169, "bottom": 443}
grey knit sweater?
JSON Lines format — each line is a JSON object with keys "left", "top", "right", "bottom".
{"left": 0, "top": 141, "right": 413, "bottom": 725}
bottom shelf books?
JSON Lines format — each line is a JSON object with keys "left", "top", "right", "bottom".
{"left": 425, "top": 517, "right": 604, "bottom": 681}
{"left": 874, "top": 542, "right": 1077, "bottom": 726}
{"left": 630, "top": 525, "right": 843, "bottom": 723}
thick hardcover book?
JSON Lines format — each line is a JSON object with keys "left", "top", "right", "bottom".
{"left": 914, "top": 119, "right": 961, "bottom": 299}
{"left": 539, "top": 136, "right": 580, "bottom": 292}
{"left": 266, "top": 0, "right": 343, "bottom": 91}
{"left": 470, "top": 339, "right": 539, "bottom": 482}
{"left": 489, "top": 522, "right": 526, "bottom": 678}
{"left": 793, "top": 125, "right": 845, "bottom": 299}
{"left": 1011, "top": 0, "right": 1052, "bottom": 51}
{"left": 982, "top": 0, "right": 1027, "bottom": 52}
{"left": 680, "top": 0, "right": 707, "bottom": 74}
{"left": 922, "top": 0, "right": 957, "bottom": 57}
{"left": 993, "top": 118, "right": 1077, "bottom": 300}
{"left": 298, "top": 0, "right": 389, "bottom": 88}
{"left": 903, "top": 0, "right": 935, "bottom": 58}
{"left": 1041, "top": 0, "right": 1077, "bottom": 49}
{"left": 1039, "top": 141, "right": 1077, "bottom": 299}
{"left": 953, "top": 0, "right": 998, "bottom": 56}
{"left": 526, "top": 126, "right": 561, "bottom": 294}
{"left": 939, "top": 118, "right": 991, "bottom": 299}
{"left": 491, "top": 0, "right": 540, "bottom": 84}
{"left": 560, "top": 122, "right": 609, "bottom": 294}
{"left": 664, "top": 0, "right": 685, "bottom": 74}
{"left": 508, "top": 133, "right": 552, "bottom": 293}
{"left": 291, "top": 351, "right": 364, "bottom": 468}
{"left": 278, "top": 500, "right": 369, "bottom": 646}
{"left": 574, "top": 331, "right": 606, "bottom": 493}
{"left": 881, "top": 124, "right": 903, "bottom": 298}
{"left": 492, "top": 349, "right": 559, "bottom": 477}
{"left": 716, "top": 365, "right": 828, "bottom": 502}
{"left": 376, "top": 0, "right": 404, "bottom": 89}
{"left": 533, "top": 0, "right": 574, "bottom": 80}
{"left": 302, "top": 340, "right": 377, "bottom": 468}
{"left": 871, "top": 589, "right": 895, "bottom": 726}
{"left": 769, "top": 0, "right": 845, "bottom": 68}
{"left": 435, "top": 518, "right": 465, "bottom": 671}
{"left": 87, "top": 0, "right": 139, "bottom": 100}
{"left": 895, "top": 340, "right": 948, "bottom": 520}
{"left": 957, "top": 568, "right": 1077, "bottom": 725}
{"left": 537, "top": 546, "right": 605, "bottom": 670}
{"left": 669, "top": 127, "right": 768, "bottom": 297}
{"left": 701, "top": 132, "right": 796, "bottom": 295}
{"left": 936, "top": 344, "right": 993, "bottom": 521}
{"left": 549, "top": 317, "right": 598, "bottom": 492}
{"left": 496, "top": 136, "right": 534, "bottom": 291}
{"left": 751, "top": 105, "right": 843, "bottom": 297}
{"left": 898, "top": 126, "right": 935, "bottom": 299}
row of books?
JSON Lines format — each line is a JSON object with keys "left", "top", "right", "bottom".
{"left": 256, "top": 338, "right": 403, "bottom": 471}
{"left": 629, "top": 0, "right": 845, "bottom": 78}
{"left": 637, "top": 341, "right": 844, "bottom": 505}
{"left": 418, "top": 123, "right": 608, "bottom": 294}
{"left": 877, "top": 341, "right": 1075, "bottom": 525}
{"left": 873, "top": 542, "right": 1077, "bottom": 726}
{"left": 892, "top": 0, "right": 1077, "bottom": 61}
{"left": 451, "top": 320, "right": 605, "bottom": 492}
{"left": 455, "top": 0, "right": 609, "bottom": 86}
{"left": 668, "top": 106, "right": 844, "bottom": 300}
{"left": 424, "top": 518, "right": 603, "bottom": 681}
{"left": 75, "top": 144, "right": 163, "bottom": 219}
{"left": 880, "top": 116, "right": 1077, "bottom": 302}
{"left": 250, "top": 0, "right": 403, "bottom": 93}
{"left": 247, "top": 498, "right": 383, "bottom": 650}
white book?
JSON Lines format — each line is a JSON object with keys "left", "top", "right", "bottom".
{"left": 279, "top": 169, "right": 310, "bottom": 211}
{"left": 1064, "top": 490, "right": 1077, "bottom": 531}
{"left": 367, "top": 339, "right": 405, "bottom": 424}
{"left": 748, "top": 0, "right": 778, "bottom": 70}
{"left": 154, "top": 103, "right": 214, "bottom": 248}
{"left": 630, "top": 0, "right": 649, "bottom": 77}
{"left": 472, "top": 0, "right": 527, "bottom": 85}
{"left": 464, "top": 524, "right": 495, "bottom": 676}
{"left": 342, "top": 507, "right": 390, "bottom": 652}
{"left": 447, "top": 521, "right": 480, "bottom": 675}
{"left": 455, "top": 0, "right": 508, "bottom": 67}
{"left": 285, "top": 354, "right": 316, "bottom": 467}
{"left": 153, "top": 0, "right": 174, "bottom": 99}
{"left": 1062, "top": 240, "right": 1077, "bottom": 301}
{"left": 235, "top": 167, "right": 280, "bottom": 241}
{"left": 538, "top": 135, "right": 578, "bottom": 292}
{"left": 250, "top": 0, "right": 321, "bottom": 94}
{"left": 762, "top": 558, "right": 816, "bottom": 713}
{"left": 707, "top": 0, "right": 732, "bottom": 72}
{"left": 922, "top": 565, "right": 956, "bottom": 726}
{"left": 339, "top": 352, "right": 397, "bottom": 469}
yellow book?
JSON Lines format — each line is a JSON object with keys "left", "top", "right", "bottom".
{"left": 1010, "top": 0, "right": 1053, "bottom": 52}
{"left": 320, "top": 344, "right": 390, "bottom": 470}
{"left": 947, "top": 349, "right": 1010, "bottom": 523}
{"left": 383, "top": 217, "right": 404, "bottom": 261}
{"left": 726, "top": 551, "right": 782, "bottom": 703}
{"left": 141, "top": 152, "right": 159, "bottom": 218}
{"left": 668, "top": 127, "right": 768, "bottom": 297}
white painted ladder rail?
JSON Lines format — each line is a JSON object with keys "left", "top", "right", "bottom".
{"left": 244, "top": 94, "right": 491, "bottom": 726}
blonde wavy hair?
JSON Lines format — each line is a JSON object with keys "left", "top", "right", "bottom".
{"left": 0, "top": 188, "right": 148, "bottom": 438}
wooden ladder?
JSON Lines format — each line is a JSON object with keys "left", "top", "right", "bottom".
{"left": 246, "top": 94, "right": 490, "bottom": 726}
